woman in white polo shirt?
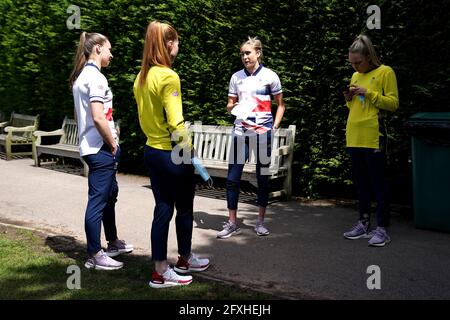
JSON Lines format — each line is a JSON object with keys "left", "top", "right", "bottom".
{"left": 70, "top": 32, "right": 133, "bottom": 270}
{"left": 217, "top": 36, "right": 286, "bottom": 239}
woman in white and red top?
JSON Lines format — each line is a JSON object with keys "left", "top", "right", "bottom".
{"left": 70, "top": 32, "right": 133, "bottom": 270}
{"left": 217, "top": 36, "right": 285, "bottom": 239}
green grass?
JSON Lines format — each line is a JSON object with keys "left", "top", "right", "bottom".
{"left": 0, "top": 226, "right": 275, "bottom": 300}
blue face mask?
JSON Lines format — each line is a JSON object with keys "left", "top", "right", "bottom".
{"left": 192, "top": 156, "right": 213, "bottom": 187}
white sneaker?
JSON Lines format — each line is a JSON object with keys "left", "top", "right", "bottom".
{"left": 149, "top": 267, "right": 193, "bottom": 288}
{"left": 217, "top": 221, "right": 241, "bottom": 239}
{"left": 174, "top": 253, "right": 210, "bottom": 273}
{"left": 255, "top": 221, "right": 270, "bottom": 236}
{"left": 105, "top": 239, "right": 134, "bottom": 257}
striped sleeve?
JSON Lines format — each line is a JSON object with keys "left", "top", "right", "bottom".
{"left": 88, "top": 76, "right": 107, "bottom": 104}
{"left": 228, "top": 74, "right": 238, "bottom": 97}
{"left": 270, "top": 70, "right": 282, "bottom": 96}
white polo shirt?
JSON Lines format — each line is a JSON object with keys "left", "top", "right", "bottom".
{"left": 73, "top": 62, "right": 117, "bottom": 156}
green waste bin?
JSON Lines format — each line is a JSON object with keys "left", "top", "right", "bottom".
{"left": 406, "top": 112, "right": 450, "bottom": 232}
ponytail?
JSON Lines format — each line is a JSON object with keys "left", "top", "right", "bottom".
{"left": 349, "top": 34, "right": 381, "bottom": 67}
{"left": 69, "top": 32, "right": 108, "bottom": 88}
{"left": 69, "top": 32, "right": 87, "bottom": 88}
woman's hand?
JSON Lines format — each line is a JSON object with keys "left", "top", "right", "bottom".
{"left": 226, "top": 96, "right": 238, "bottom": 113}
{"left": 350, "top": 85, "right": 367, "bottom": 96}
{"left": 343, "top": 89, "right": 354, "bottom": 101}
{"left": 227, "top": 102, "right": 239, "bottom": 113}
{"left": 344, "top": 85, "right": 367, "bottom": 101}
{"left": 111, "top": 142, "right": 118, "bottom": 156}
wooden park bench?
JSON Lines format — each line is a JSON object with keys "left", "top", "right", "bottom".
{"left": 0, "top": 112, "right": 40, "bottom": 160}
{"left": 189, "top": 123, "right": 296, "bottom": 200}
{"left": 33, "top": 117, "right": 120, "bottom": 177}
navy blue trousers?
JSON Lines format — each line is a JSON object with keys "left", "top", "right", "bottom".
{"left": 227, "top": 132, "right": 271, "bottom": 210}
{"left": 348, "top": 147, "right": 390, "bottom": 227}
{"left": 83, "top": 144, "right": 120, "bottom": 256}
{"left": 144, "top": 145, "right": 195, "bottom": 261}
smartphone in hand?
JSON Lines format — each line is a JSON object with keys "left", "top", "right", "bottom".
{"left": 342, "top": 86, "right": 353, "bottom": 101}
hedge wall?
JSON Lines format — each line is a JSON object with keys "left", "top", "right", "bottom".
{"left": 1, "top": 0, "right": 449, "bottom": 201}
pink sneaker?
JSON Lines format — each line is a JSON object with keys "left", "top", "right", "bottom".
{"left": 84, "top": 250, "right": 124, "bottom": 270}
{"left": 105, "top": 239, "right": 134, "bottom": 257}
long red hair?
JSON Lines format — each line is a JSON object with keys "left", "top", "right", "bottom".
{"left": 139, "top": 21, "right": 178, "bottom": 86}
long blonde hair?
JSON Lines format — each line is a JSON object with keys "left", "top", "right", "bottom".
{"left": 138, "top": 21, "right": 179, "bottom": 86}
{"left": 349, "top": 34, "right": 381, "bottom": 67}
{"left": 69, "top": 32, "right": 108, "bottom": 88}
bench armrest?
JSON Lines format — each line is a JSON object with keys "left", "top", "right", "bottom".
{"left": 0, "top": 121, "right": 9, "bottom": 128}
{"left": 4, "top": 125, "right": 36, "bottom": 133}
{"left": 33, "top": 129, "right": 64, "bottom": 137}
{"left": 275, "top": 145, "right": 291, "bottom": 156}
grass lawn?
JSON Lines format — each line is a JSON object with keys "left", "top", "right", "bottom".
{"left": 0, "top": 224, "right": 276, "bottom": 300}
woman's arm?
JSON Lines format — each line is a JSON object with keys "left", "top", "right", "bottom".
{"left": 367, "top": 69, "right": 399, "bottom": 112}
{"left": 91, "top": 102, "right": 117, "bottom": 155}
{"left": 351, "top": 69, "right": 399, "bottom": 112}
{"left": 272, "top": 93, "right": 285, "bottom": 129}
{"left": 227, "top": 96, "right": 238, "bottom": 113}
{"left": 163, "top": 73, "right": 192, "bottom": 150}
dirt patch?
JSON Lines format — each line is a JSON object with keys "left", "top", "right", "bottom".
{"left": 0, "top": 217, "right": 61, "bottom": 236}
{"left": 294, "top": 197, "right": 356, "bottom": 208}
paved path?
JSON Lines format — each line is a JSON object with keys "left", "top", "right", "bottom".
{"left": 1, "top": 158, "right": 450, "bottom": 299}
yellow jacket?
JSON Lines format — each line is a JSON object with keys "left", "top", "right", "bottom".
{"left": 134, "top": 66, "right": 191, "bottom": 150}
{"left": 346, "top": 64, "right": 399, "bottom": 149}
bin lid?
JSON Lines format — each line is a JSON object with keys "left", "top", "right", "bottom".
{"left": 406, "top": 113, "right": 450, "bottom": 145}
{"left": 407, "top": 112, "right": 450, "bottom": 130}
{"left": 409, "top": 112, "right": 450, "bottom": 122}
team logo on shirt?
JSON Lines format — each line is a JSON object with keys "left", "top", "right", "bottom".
{"left": 172, "top": 91, "right": 179, "bottom": 96}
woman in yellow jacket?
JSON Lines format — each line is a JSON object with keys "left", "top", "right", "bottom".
{"left": 342, "top": 35, "right": 399, "bottom": 247}
{"left": 134, "top": 21, "right": 210, "bottom": 288}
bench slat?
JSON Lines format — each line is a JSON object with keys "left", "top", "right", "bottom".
{"left": 213, "top": 133, "right": 222, "bottom": 160}
{"left": 202, "top": 133, "right": 210, "bottom": 159}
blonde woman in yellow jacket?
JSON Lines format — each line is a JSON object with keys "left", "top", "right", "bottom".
{"left": 342, "top": 35, "right": 399, "bottom": 247}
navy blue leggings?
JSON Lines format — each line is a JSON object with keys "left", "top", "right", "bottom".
{"left": 144, "top": 145, "right": 195, "bottom": 261}
{"left": 348, "top": 147, "right": 390, "bottom": 227}
{"left": 227, "top": 132, "right": 271, "bottom": 210}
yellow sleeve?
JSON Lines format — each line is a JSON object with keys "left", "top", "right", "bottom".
{"left": 346, "top": 73, "right": 358, "bottom": 109}
{"left": 162, "top": 72, "right": 192, "bottom": 149}
{"left": 365, "top": 67, "right": 399, "bottom": 112}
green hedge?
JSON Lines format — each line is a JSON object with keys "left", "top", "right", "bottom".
{"left": 1, "top": 0, "right": 449, "bottom": 201}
